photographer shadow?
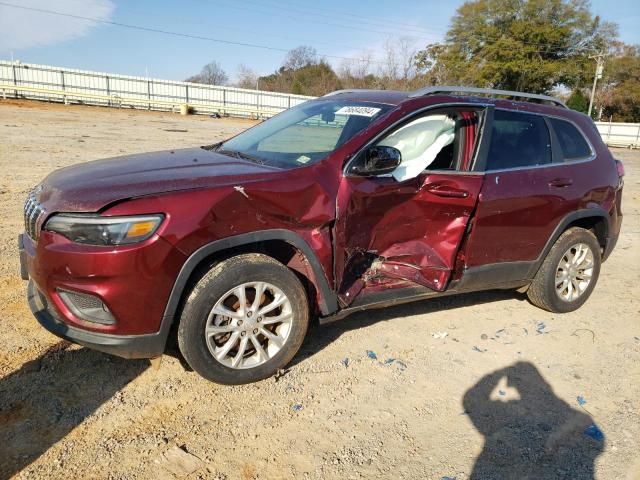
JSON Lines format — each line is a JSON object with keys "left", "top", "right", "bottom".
{"left": 0, "top": 343, "right": 148, "bottom": 480}
{"left": 463, "top": 361, "right": 604, "bottom": 480}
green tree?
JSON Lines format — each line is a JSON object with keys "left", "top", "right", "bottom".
{"left": 599, "top": 44, "right": 640, "bottom": 121}
{"left": 258, "top": 47, "right": 342, "bottom": 96}
{"left": 415, "top": 0, "right": 617, "bottom": 93}
{"left": 289, "top": 62, "right": 342, "bottom": 96}
{"left": 566, "top": 89, "right": 589, "bottom": 113}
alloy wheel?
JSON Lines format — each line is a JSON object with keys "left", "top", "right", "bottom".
{"left": 204, "top": 282, "right": 293, "bottom": 369}
{"left": 555, "top": 242, "right": 595, "bottom": 302}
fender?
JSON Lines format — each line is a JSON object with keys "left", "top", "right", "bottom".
{"left": 163, "top": 229, "right": 339, "bottom": 323}
{"left": 527, "top": 206, "right": 610, "bottom": 278}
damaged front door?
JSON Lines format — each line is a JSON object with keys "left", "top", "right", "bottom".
{"left": 334, "top": 108, "right": 487, "bottom": 306}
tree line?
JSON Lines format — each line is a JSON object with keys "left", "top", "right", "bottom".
{"left": 185, "top": 0, "right": 640, "bottom": 122}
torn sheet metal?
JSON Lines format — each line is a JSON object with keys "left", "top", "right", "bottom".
{"left": 335, "top": 171, "right": 483, "bottom": 306}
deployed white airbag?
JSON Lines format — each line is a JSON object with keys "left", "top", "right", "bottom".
{"left": 378, "top": 115, "right": 455, "bottom": 182}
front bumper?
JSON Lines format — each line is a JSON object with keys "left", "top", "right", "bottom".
{"left": 20, "top": 232, "right": 179, "bottom": 359}
{"left": 27, "top": 279, "right": 169, "bottom": 359}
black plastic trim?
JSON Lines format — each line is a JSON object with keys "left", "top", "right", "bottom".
{"left": 163, "top": 230, "right": 339, "bottom": 324}
{"left": 18, "top": 234, "right": 28, "bottom": 280}
{"left": 319, "top": 275, "right": 527, "bottom": 325}
{"left": 28, "top": 281, "right": 168, "bottom": 359}
{"left": 456, "top": 261, "right": 535, "bottom": 291}
{"left": 533, "top": 208, "right": 610, "bottom": 271}
{"left": 471, "top": 106, "right": 494, "bottom": 172}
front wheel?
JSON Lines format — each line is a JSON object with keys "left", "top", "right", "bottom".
{"left": 178, "top": 253, "right": 309, "bottom": 384}
{"left": 527, "top": 227, "right": 601, "bottom": 313}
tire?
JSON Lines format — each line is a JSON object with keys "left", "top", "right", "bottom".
{"left": 527, "top": 227, "right": 601, "bottom": 313}
{"left": 178, "top": 253, "right": 309, "bottom": 384}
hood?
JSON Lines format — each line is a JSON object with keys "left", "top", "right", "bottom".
{"left": 36, "top": 147, "right": 282, "bottom": 212}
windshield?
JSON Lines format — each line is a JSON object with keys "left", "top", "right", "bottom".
{"left": 216, "top": 100, "right": 392, "bottom": 168}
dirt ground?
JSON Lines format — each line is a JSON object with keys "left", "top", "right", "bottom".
{"left": 0, "top": 100, "right": 638, "bottom": 480}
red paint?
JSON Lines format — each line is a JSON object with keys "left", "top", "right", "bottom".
{"left": 24, "top": 91, "right": 623, "bottom": 343}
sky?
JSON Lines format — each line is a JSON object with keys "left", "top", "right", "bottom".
{"left": 0, "top": 0, "right": 638, "bottom": 82}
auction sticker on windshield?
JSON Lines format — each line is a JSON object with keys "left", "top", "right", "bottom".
{"left": 335, "top": 106, "right": 382, "bottom": 117}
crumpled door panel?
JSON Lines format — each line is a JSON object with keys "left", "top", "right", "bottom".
{"left": 335, "top": 173, "right": 483, "bottom": 306}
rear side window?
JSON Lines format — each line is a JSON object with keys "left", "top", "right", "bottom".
{"left": 486, "top": 110, "right": 552, "bottom": 170}
{"left": 549, "top": 118, "right": 592, "bottom": 160}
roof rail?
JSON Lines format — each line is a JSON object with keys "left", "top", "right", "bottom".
{"left": 409, "top": 86, "right": 567, "bottom": 108}
{"left": 322, "top": 89, "right": 386, "bottom": 97}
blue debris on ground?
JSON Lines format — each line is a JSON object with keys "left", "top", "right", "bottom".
{"left": 341, "top": 358, "right": 349, "bottom": 368}
{"left": 441, "top": 476, "right": 457, "bottom": 480}
{"left": 536, "top": 322, "right": 547, "bottom": 334}
{"left": 584, "top": 423, "right": 604, "bottom": 441}
{"left": 291, "top": 403, "right": 303, "bottom": 412}
{"left": 366, "top": 350, "right": 378, "bottom": 360}
{"left": 472, "top": 346, "right": 487, "bottom": 353}
{"left": 577, "top": 395, "right": 587, "bottom": 406}
{"left": 499, "top": 390, "right": 506, "bottom": 396}
{"left": 382, "top": 358, "right": 407, "bottom": 371}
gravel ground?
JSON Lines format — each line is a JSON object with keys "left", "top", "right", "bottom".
{"left": 0, "top": 100, "right": 638, "bottom": 480}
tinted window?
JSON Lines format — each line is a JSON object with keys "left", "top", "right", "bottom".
{"left": 550, "top": 118, "right": 591, "bottom": 159}
{"left": 486, "top": 110, "right": 552, "bottom": 170}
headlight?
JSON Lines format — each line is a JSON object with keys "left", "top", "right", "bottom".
{"left": 44, "top": 214, "right": 163, "bottom": 245}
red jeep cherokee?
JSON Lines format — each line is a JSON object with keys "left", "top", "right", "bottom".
{"left": 20, "top": 87, "right": 623, "bottom": 384}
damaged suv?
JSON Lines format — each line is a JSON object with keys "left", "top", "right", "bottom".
{"left": 20, "top": 86, "right": 624, "bottom": 384}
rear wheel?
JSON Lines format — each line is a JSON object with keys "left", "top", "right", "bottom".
{"left": 178, "top": 254, "right": 309, "bottom": 384}
{"left": 527, "top": 227, "right": 601, "bottom": 313}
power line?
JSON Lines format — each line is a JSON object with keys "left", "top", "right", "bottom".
{"left": 208, "top": 0, "right": 446, "bottom": 38}
{"left": 203, "top": 0, "right": 438, "bottom": 43}
{"left": 207, "top": 0, "right": 601, "bottom": 52}
{"left": 25, "top": 0, "right": 388, "bottom": 54}
{"left": 0, "top": 1, "right": 390, "bottom": 65}
{"left": 251, "top": 0, "right": 448, "bottom": 35}
{"left": 0, "top": 1, "right": 601, "bottom": 69}
{"left": 205, "top": 0, "right": 597, "bottom": 54}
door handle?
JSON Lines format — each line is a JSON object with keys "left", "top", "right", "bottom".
{"left": 425, "top": 183, "right": 469, "bottom": 198}
{"left": 548, "top": 178, "right": 573, "bottom": 188}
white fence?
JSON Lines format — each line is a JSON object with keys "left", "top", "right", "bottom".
{"left": 2, "top": 61, "right": 638, "bottom": 145}
{"left": 0, "top": 60, "right": 313, "bottom": 118}
{"left": 595, "top": 121, "right": 640, "bottom": 149}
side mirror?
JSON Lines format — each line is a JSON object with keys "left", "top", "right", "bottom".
{"left": 352, "top": 146, "right": 402, "bottom": 176}
{"left": 321, "top": 111, "right": 335, "bottom": 123}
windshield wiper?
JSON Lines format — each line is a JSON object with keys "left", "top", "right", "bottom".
{"left": 201, "top": 141, "right": 223, "bottom": 151}
{"left": 218, "top": 149, "right": 265, "bottom": 165}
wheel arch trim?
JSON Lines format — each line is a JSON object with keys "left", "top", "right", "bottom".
{"left": 163, "top": 230, "right": 339, "bottom": 324}
{"left": 528, "top": 207, "right": 610, "bottom": 278}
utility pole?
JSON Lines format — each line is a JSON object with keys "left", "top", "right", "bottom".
{"left": 587, "top": 53, "right": 605, "bottom": 118}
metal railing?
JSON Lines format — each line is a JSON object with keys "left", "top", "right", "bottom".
{"left": 0, "top": 60, "right": 314, "bottom": 118}
{"left": 595, "top": 121, "right": 640, "bottom": 149}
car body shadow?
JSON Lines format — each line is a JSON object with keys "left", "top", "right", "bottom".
{"left": 464, "top": 361, "right": 604, "bottom": 479}
{"left": 291, "top": 289, "right": 525, "bottom": 367}
{"left": 0, "top": 342, "right": 148, "bottom": 480}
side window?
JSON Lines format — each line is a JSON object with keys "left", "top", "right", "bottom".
{"left": 378, "top": 114, "right": 456, "bottom": 181}
{"left": 486, "top": 110, "right": 552, "bottom": 170}
{"left": 372, "top": 111, "right": 481, "bottom": 181}
{"left": 549, "top": 118, "right": 592, "bottom": 160}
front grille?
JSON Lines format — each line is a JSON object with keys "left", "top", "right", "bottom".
{"left": 24, "top": 191, "right": 45, "bottom": 241}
